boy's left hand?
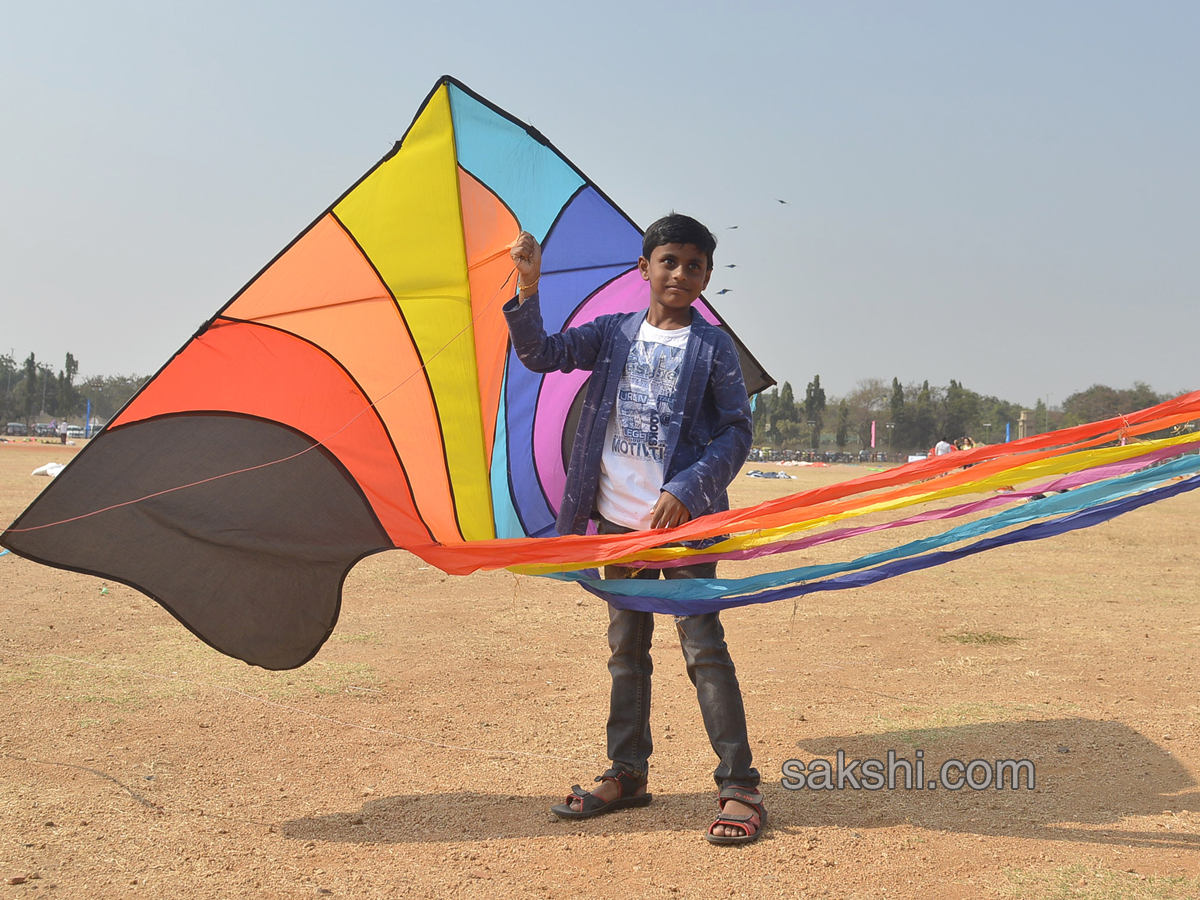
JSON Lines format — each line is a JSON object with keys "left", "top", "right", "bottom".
{"left": 650, "top": 491, "right": 691, "bottom": 529}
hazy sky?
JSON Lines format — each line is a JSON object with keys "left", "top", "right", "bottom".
{"left": 3, "top": 1, "right": 1197, "bottom": 406}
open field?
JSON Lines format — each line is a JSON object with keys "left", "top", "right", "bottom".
{"left": 2, "top": 439, "right": 1199, "bottom": 899}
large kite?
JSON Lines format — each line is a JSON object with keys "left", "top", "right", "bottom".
{"left": 4, "top": 77, "right": 1199, "bottom": 670}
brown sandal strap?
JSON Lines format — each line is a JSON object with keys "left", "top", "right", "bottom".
{"left": 718, "top": 785, "right": 763, "bottom": 810}
{"left": 597, "top": 768, "right": 646, "bottom": 800}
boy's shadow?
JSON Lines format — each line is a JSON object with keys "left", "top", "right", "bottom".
{"left": 281, "top": 789, "right": 731, "bottom": 845}
{"left": 282, "top": 718, "right": 1199, "bottom": 847}
{"left": 784, "top": 717, "right": 1199, "bottom": 850}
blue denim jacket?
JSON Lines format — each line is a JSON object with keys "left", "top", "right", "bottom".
{"left": 503, "top": 293, "right": 753, "bottom": 537}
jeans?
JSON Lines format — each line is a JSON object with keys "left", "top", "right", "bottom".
{"left": 599, "top": 518, "right": 759, "bottom": 788}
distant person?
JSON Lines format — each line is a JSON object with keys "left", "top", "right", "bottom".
{"left": 58, "top": 420, "right": 68, "bottom": 444}
{"left": 934, "top": 438, "right": 954, "bottom": 456}
{"left": 956, "top": 437, "right": 978, "bottom": 467}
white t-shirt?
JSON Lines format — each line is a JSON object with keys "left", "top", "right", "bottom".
{"left": 596, "top": 319, "right": 691, "bottom": 529}
{"left": 935, "top": 440, "right": 955, "bottom": 456}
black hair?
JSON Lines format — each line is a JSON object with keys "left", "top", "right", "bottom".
{"left": 642, "top": 213, "right": 717, "bottom": 271}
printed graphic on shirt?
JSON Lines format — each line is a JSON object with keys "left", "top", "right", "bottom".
{"left": 597, "top": 322, "right": 690, "bottom": 530}
{"left": 611, "top": 339, "right": 686, "bottom": 460}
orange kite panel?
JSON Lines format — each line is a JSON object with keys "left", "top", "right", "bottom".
{"left": 112, "top": 319, "right": 430, "bottom": 547}
{"left": 458, "top": 167, "right": 520, "bottom": 459}
{"left": 219, "top": 213, "right": 463, "bottom": 544}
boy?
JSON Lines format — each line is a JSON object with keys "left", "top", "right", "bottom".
{"left": 505, "top": 214, "right": 764, "bottom": 844}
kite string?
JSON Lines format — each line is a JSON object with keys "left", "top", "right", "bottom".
{"left": 5, "top": 264, "right": 522, "bottom": 534}
{"left": 0, "top": 649, "right": 584, "bottom": 764}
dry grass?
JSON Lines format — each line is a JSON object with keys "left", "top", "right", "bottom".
{"left": 2, "top": 442, "right": 1200, "bottom": 899}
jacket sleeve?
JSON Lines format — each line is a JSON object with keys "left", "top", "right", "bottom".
{"left": 503, "top": 293, "right": 607, "bottom": 373}
{"left": 661, "top": 332, "right": 754, "bottom": 517}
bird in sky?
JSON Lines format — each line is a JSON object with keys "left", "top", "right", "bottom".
{"left": 776, "top": 199, "right": 788, "bottom": 204}
{"left": 716, "top": 288, "right": 732, "bottom": 295}
{"left": 724, "top": 264, "right": 737, "bottom": 268}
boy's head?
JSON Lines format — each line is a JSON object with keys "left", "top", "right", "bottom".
{"left": 642, "top": 213, "right": 717, "bottom": 272}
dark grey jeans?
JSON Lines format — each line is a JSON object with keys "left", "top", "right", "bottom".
{"left": 599, "top": 518, "right": 760, "bottom": 788}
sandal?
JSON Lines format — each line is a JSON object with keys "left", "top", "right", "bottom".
{"left": 706, "top": 784, "right": 766, "bottom": 845}
{"left": 550, "top": 768, "right": 652, "bottom": 819}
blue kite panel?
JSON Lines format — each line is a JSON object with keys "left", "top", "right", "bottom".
{"left": 490, "top": 363, "right": 527, "bottom": 539}
{"left": 540, "top": 186, "right": 642, "bottom": 282}
{"left": 448, "top": 85, "right": 584, "bottom": 243}
{"left": 503, "top": 342, "right": 556, "bottom": 537}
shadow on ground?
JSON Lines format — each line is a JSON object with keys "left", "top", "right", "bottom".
{"left": 783, "top": 716, "right": 1200, "bottom": 850}
{"left": 283, "top": 718, "right": 1199, "bottom": 848}
{"left": 282, "top": 789, "right": 718, "bottom": 844}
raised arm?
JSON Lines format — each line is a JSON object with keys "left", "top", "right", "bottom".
{"left": 503, "top": 232, "right": 610, "bottom": 374}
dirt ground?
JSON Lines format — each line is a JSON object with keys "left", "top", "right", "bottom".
{"left": 2, "top": 438, "right": 1199, "bottom": 900}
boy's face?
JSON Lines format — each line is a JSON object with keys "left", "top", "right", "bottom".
{"left": 638, "top": 243, "right": 712, "bottom": 312}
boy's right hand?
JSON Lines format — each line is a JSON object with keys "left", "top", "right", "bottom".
{"left": 509, "top": 231, "right": 542, "bottom": 302}
{"left": 650, "top": 490, "right": 691, "bottom": 530}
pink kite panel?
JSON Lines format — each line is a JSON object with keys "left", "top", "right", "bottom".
{"left": 533, "top": 270, "right": 723, "bottom": 513}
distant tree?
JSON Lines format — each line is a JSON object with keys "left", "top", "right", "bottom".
{"left": 804, "top": 375, "right": 826, "bottom": 449}
{"left": 753, "top": 386, "right": 773, "bottom": 421}
{"left": 77, "top": 374, "right": 148, "bottom": 421}
{"left": 55, "top": 352, "right": 81, "bottom": 419}
{"left": 22, "top": 353, "right": 37, "bottom": 425}
{"left": 773, "top": 381, "right": 800, "bottom": 448}
{"left": 944, "top": 379, "right": 980, "bottom": 443}
{"left": 1124, "top": 381, "right": 1164, "bottom": 413}
{"left": 912, "top": 380, "right": 936, "bottom": 451}
{"left": 753, "top": 376, "right": 1181, "bottom": 452}
{"left": 835, "top": 399, "right": 850, "bottom": 450}
{"left": 889, "top": 377, "right": 909, "bottom": 450}
{"left": 1060, "top": 382, "right": 1166, "bottom": 428}
{"left": 751, "top": 387, "right": 774, "bottom": 445}
{"left": 775, "top": 419, "right": 804, "bottom": 448}
{"left": 36, "top": 362, "right": 59, "bottom": 419}
{"left": 890, "top": 378, "right": 904, "bottom": 414}
{"left": 1032, "top": 398, "right": 1049, "bottom": 435}
{"left": 976, "top": 394, "right": 1023, "bottom": 444}
{"left": 0, "top": 352, "right": 16, "bottom": 423}
{"left": 777, "top": 381, "right": 797, "bottom": 423}
{"left": 843, "top": 377, "right": 890, "bottom": 450}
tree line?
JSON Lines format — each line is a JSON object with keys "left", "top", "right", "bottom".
{"left": 1, "top": 351, "right": 146, "bottom": 427}
{"left": 753, "top": 376, "right": 1190, "bottom": 454}
{"left": 2, "top": 349, "right": 1188, "bottom": 452}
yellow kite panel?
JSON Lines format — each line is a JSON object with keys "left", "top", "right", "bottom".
{"left": 334, "top": 85, "right": 492, "bottom": 541}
